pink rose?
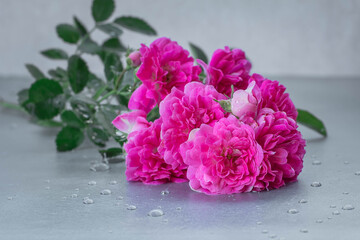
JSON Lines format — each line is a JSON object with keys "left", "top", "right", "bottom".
{"left": 128, "top": 84, "right": 156, "bottom": 114}
{"left": 231, "top": 80, "right": 261, "bottom": 120}
{"left": 159, "top": 82, "right": 227, "bottom": 171}
{"left": 128, "top": 51, "right": 141, "bottom": 67}
{"left": 199, "top": 47, "right": 252, "bottom": 97}
{"left": 112, "top": 110, "right": 149, "bottom": 135}
{"left": 253, "top": 109, "right": 306, "bottom": 191}
{"left": 257, "top": 76, "right": 298, "bottom": 120}
{"left": 124, "top": 118, "right": 187, "bottom": 185}
{"left": 129, "top": 37, "right": 201, "bottom": 113}
{"left": 180, "top": 115, "right": 263, "bottom": 195}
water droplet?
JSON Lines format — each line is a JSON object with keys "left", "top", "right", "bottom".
{"left": 261, "top": 230, "right": 268, "bottom": 234}
{"left": 109, "top": 180, "right": 117, "bottom": 185}
{"left": 310, "top": 181, "right": 322, "bottom": 187}
{"left": 7, "top": 196, "right": 13, "bottom": 200}
{"left": 355, "top": 171, "right": 360, "bottom": 176}
{"left": 343, "top": 192, "right": 349, "bottom": 195}
{"left": 148, "top": 209, "right": 164, "bottom": 217}
{"left": 83, "top": 197, "right": 94, "bottom": 204}
{"left": 162, "top": 219, "right": 169, "bottom": 223}
{"left": 88, "top": 180, "right": 97, "bottom": 186}
{"left": 344, "top": 161, "right": 349, "bottom": 165}
{"left": 256, "top": 221, "right": 262, "bottom": 225}
{"left": 127, "top": 205, "right": 137, "bottom": 210}
{"left": 74, "top": 188, "right": 80, "bottom": 191}
{"left": 316, "top": 219, "right": 323, "bottom": 223}
{"left": 71, "top": 194, "right": 78, "bottom": 198}
{"left": 45, "top": 186, "right": 50, "bottom": 190}
{"left": 332, "top": 210, "right": 340, "bottom": 215}
{"left": 161, "top": 190, "right": 169, "bottom": 195}
{"left": 100, "top": 189, "right": 112, "bottom": 195}
{"left": 288, "top": 208, "right": 299, "bottom": 214}
{"left": 300, "top": 229, "right": 308, "bottom": 233}
{"left": 327, "top": 216, "right": 332, "bottom": 219}
{"left": 117, "top": 196, "right": 124, "bottom": 200}
{"left": 45, "top": 179, "right": 50, "bottom": 183}
{"left": 312, "top": 160, "right": 322, "bottom": 165}
{"left": 62, "top": 196, "right": 67, "bottom": 200}
{"left": 298, "top": 199, "right": 307, "bottom": 203}
{"left": 268, "top": 234, "right": 277, "bottom": 239}
{"left": 90, "top": 162, "right": 109, "bottom": 172}
{"left": 342, "top": 204, "right": 355, "bottom": 210}
{"left": 330, "top": 205, "right": 336, "bottom": 208}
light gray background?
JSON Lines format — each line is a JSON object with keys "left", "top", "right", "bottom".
{"left": 0, "top": 0, "right": 359, "bottom": 77}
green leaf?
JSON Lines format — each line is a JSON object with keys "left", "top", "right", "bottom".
{"left": 92, "top": 0, "right": 115, "bottom": 23}
{"left": 87, "top": 73, "right": 106, "bottom": 91}
{"left": 40, "top": 48, "right": 68, "bottom": 60}
{"left": 67, "top": 55, "right": 90, "bottom": 93}
{"left": 95, "top": 107, "right": 117, "bottom": 137}
{"left": 87, "top": 127, "right": 109, "bottom": 147}
{"left": 147, "top": 105, "right": 160, "bottom": 122}
{"left": 104, "top": 52, "right": 123, "bottom": 81}
{"left": 25, "top": 64, "right": 46, "bottom": 80}
{"left": 114, "top": 16, "right": 157, "bottom": 35}
{"left": 102, "top": 37, "right": 126, "bottom": 52}
{"left": 73, "top": 16, "right": 88, "bottom": 36}
{"left": 56, "top": 24, "right": 80, "bottom": 44}
{"left": 297, "top": 109, "right": 327, "bottom": 137}
{"left": 70, "top": 94, "right": 96, "bottom": 120}
{"left": 116, "top": 84, "right": 132, "bottom": 107}
{"left": 97, "top": 23, "right": 123, "bottom": 36}
{"left": 27, "top": 79, "right": 65, "bottom": 120}
{"left": 78, "top": 38, "right": 101, "bottom": 54}
{"left": 56, "top": 126, "right": 84, "bottom": 151}
{"left": 48, "top": 67, "right": 68, "bottom": 82}
{"left": 189, "top": 43, "right": 208, "bottom": 63}
{"left": 17, "top": 89, "right": 29, "bottom": 105}
{"left": 29, "top": 79, "right": 63, "bottom": 103}
{"left": 98, "top": 147, "right": 123, "bottom": 158}
{"left": 33, "top": 96, "right": 66, "bottom": 120}
{"left": 61, "top": 110, "right": 86, "bottom": 128}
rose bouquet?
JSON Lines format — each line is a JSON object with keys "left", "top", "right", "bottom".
{"left": 112, "top": 37, "right": 319, "bottom": 195}
{"left": 0, "top": 0, "right": 326, "bottom": 195}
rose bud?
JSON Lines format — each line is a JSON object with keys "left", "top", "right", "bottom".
{"left": 128, "top": 51, "right": 141, "bottom": 67}
{"left": 231, "top": 81, "right": 260, "bottom": 119}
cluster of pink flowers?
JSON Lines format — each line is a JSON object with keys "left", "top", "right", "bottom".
{"left": 113, "top": 37, "right": 306, "bottom": 195}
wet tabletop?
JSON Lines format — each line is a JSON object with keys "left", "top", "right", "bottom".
{"left": 1, "top": 76, "right": 360, "bottom": 240}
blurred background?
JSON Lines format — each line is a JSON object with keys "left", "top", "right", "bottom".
{"left": 0, "top": 0, "right": 359, "bottom": 78}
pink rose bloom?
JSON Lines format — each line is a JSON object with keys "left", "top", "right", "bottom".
{"left": 180, "top": 115, "right": 263, "bottom": 195}
{"left": 128, "top": 51, "right": 142, "bottom": 67}
{"left": 112, "top": 110, "right": 149, "bottom": 135}
{"left": 231, "top": 80, "right": 261, "bottom": 120}
{"left": 128, "top": 84, "right": 156, "bottom": 113}
{"left": 249, "top": 73, "right": 266, "bottom": 87}
{"left": 199, "top": 46, "right": 252, "bottom": 97}
{"left": 253, "top": 109, "right": 306, "bottom": 191}
{"left": 159, "top": 82, "right": 227, "bottom": 171}
{"left": 257, "top": 76, "right": 298, "bottom": 120}
{"left": 124, "top": 118, "right": 187, "bottom": 185}
{"left": 129, "top": 37, "right": 201, "bottom": 113}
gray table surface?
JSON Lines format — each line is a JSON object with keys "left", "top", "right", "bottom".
{"left": 1, "top": 76, "right": 360, "bottom": 240}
